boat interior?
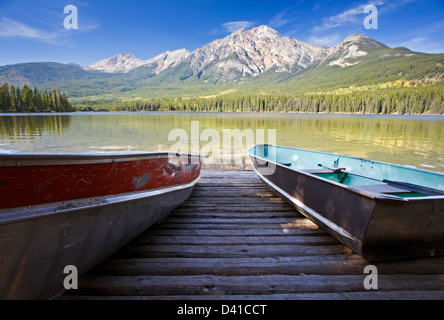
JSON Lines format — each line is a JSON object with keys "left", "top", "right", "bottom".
{"left": 250, "top": 145, "right": 444, "bottom": 199}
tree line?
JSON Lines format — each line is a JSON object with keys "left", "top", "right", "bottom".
{"left": 2, "top": 82, "right": 441, "bottom": 115}
{"left": 0, "top": 83, "right": 74, "bottom": 113}
{"left": 74, "top": 85, "right": 444, "bottom": 115}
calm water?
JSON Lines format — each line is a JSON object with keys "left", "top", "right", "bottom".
{"left": 0, "top": 112, "right": 443, "bottom": 172}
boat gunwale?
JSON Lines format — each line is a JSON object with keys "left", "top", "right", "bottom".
{"left": 0, "top": 152, "right": 203, "bottom": 166}
{"left": 251, "top": 144, "right": 444, "bottom": 176}
{"left": 247, "top": 144, "right": 444, "bottom": 201}
{"left": 0, "top": 174, "right": 201, "bottom": 226}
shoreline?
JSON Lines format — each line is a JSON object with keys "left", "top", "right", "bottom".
{"left": 1, "top": 110, "right": 444, "bottom": 117}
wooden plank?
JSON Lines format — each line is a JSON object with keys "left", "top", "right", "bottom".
{"left": 186, "top": 194, "right": 284, "bottom": 200}
{"left": 180, "top": 200, "right": 289, "bottom": 206}
{"left": 206, "top": 171, "right": 255, "bottom": 175}
{"left": 89, "top": 255, "right": 444, "bottom": 277}
{"left": 199, "top": 176, "right": 261, "bottom": 181}
{"left": 192, "top": 186, "right": 271, "bottom": 191}
{"left": 200, "top": 169, "right": 254, "bottom": 175}
{"left": 191, "top": 185, "right": 272, "bottom": 191}
{"left": 169, "top": 211, "right": 297, "bottom": 219}
{"left": 196, "top": 181, "right": 265, "bottom": 186}
{"left": 196, "top": 183, "right": 266, "bottom": 188}
{"left": 162, "top": 217, "right": 302, "bottom": 224}
{"left": 195, "top": 184, "right": 265, "bottom": 188}
{"left": 61, "top": 293, "right": 347, "bottom": 300}
{"left": 111, "top": 243, "right": 353, "bottom": 259}
{"left": 134, "top": 230, "right": 327, "bottom": 241}
{"left": 144, "top": 228, "right": 325, "bottom": 237}
{"left": 60, "top": 290, "right": 444, "bottom": 300}
{"left": 199, "top": 172, "right": 256, "bottom": 179}
{"left": 188, "top": 193, "right": 280, "bottom": 199}
{"left": 199, "top": 172, "right": 259, "bottom": 178}
{"left": 67, "top": 274, "right": 444, "bottom": 297}
{"left": 127, "top": 235, "right": 339, "bottom": 246}
{"left": 187, "top": 194, "right": 279, "bottom": 200}
{"left": 173, "top": 206, "right": 297, "bottom": 213}
{"left": 154, "top": 220, "right": 321, "bottom": 230}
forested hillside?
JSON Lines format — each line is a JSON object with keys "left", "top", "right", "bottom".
{"left": 74, "top": 84, "right": 444, "bottom": 115}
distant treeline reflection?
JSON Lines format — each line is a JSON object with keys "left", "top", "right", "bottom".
{"left": 0, "top": 115, "right": 72, "bottom": 137}
{"left": 74, "top": 86, "right": 443, "bottom": 115}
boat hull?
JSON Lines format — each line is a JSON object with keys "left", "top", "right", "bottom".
{"left": 249, "top": 145, "right": 444, "bottom": 261}
{"left": 0, "top": 153, "right": 202, "bottom": 299}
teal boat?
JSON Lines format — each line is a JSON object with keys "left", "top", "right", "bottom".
{"left": 248, "top": 144, "right": 444, "bottom": 261}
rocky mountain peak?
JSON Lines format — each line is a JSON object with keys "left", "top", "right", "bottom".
{"left": 187, "top": 25, "right": 329, "bottom": 81}
{"left": 342, "top": 33, "right": 389, "bottom": 51}
{"left": 145, "top": 49, "right": 191, "bottom": 75}
{"left": 343, "top": 33, "right": 369, "bottom": 43}
{"left": 83, "top": 26, "right": 393, "bottom": 80}
{"left": 326, "top": 34, "right": 388, "bottom": 67}
{"left": 84, "top": 53, "right": 147, "bottom": 73}
{"left": 250, "top": 25, "right": 281, "bottom": 38}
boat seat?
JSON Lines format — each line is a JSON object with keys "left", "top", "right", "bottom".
{"left": 355, "top": 184, "right": 411, "bottom": 194}
{"left": 303, "top": 169, "right": 334, "bottom": 174}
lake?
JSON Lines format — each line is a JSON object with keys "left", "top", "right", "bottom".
{"left": 0, "top": 112, "right": 443, "bottom": 172}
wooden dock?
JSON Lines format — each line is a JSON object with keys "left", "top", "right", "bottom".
{"left": 61, "top": 170, "right": 444, "bottom": 300}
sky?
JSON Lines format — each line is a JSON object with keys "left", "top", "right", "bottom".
{"left": 0, "top": 0, "right": 443, "bottom": 66}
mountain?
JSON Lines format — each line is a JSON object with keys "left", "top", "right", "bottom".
{"left": 84, "top": 26, "right": 330, "bottom": 81}
{"left": 0, "top": 62, "right": 106, "bottom": 88}
{"left": 0, "top": 25, "right": 443, "bottom": 99}
{"left": 324, "top": 34, "right": 389, "bottom": 67}
{"left": 84, "top": 49, "right": 192, "bottom": 74}
{"left": 184, "top": 25, "right": 328, "bottom": 82}
{"left": 83, "top": 26, "right": 392, "bottom": 81}
{"left": 144, "top": 49, "right": 191, "bottom": 75}
{"left": 84, "top": 53, "right": 148, "bottom": 73}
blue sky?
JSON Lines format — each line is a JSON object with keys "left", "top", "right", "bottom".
{"left": 0, "top": 0, "right": 443, "bottom": 66}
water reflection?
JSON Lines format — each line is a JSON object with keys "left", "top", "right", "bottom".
{"left": 0, "top": 112, "right": 443, "bottom": 171}
{"left": 0, "top": 114, "right": 72, "bottom": 138}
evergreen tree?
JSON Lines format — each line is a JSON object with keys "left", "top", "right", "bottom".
{"left": 0, "top": 83, "right": 11, "bottom": 112}
{"left": 21, "top": 84, "right": 32, "bottom": 112}
{"left": 33, "top": 87, "right": 43, "bottom": 112}
{"left": 15, "top": 87, "right": 22, "bottom": 112}
{"left": 10, "top": 85, "right": 17, "bottom": 111}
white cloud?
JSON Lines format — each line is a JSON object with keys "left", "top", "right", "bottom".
{"left": 312, "top": 1, "right": 385, "bottom": 33}
{"left": 222, "top": 21, "right": 255, "bottom": 33}
{"left": 0, "top": 12, "right": 99, "bottom": 45}
{"left": 0, "top": 17, "right": 58, "bottom": 41}
{"left": 380, "top": 0, "right": 421, "bottom": 14}
{"left": 309, "top": 33, "right": 342, "bottom": 47}
{"left": 268, "top": 11, "right": 293, "bottom": 28}
{"left": 390, "top": 20, "right": 444, "bottom": 53}
{"left": 393, "top": 37, "right": 444, "bottom": 54}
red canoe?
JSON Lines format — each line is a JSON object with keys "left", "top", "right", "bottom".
{"left": 0, "top": 152, "right": 202, "bottom": 299}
